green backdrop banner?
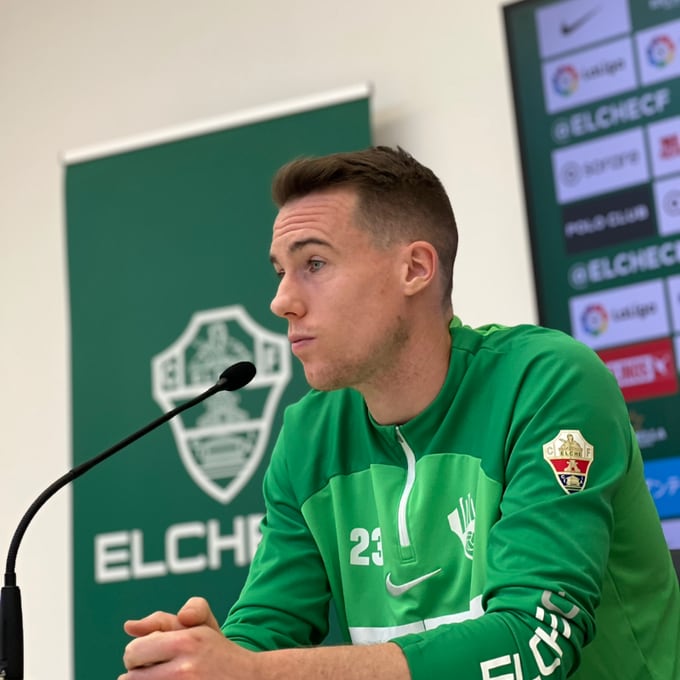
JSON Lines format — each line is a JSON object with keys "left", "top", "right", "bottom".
{"left": 64, "top": 87, "right": 372, "bottom": 679}
{"left": 504, "top": 0, "right": 680, "bottom": 559}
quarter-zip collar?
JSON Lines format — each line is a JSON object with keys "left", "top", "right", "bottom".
{"left": 363, "top": 318, "right": 474, "bottom": 560}
{"left": 395, "top": 425, "right": 416, "bottom": 553}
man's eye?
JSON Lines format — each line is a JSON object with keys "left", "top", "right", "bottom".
{"left": 308, "top": 260, "right": 325, "bottom": 272}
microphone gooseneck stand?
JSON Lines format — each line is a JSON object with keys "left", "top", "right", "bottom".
{"left": 0, "top": 361, "right": 257, "bottom": 679}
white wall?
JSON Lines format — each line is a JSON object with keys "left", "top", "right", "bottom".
{"left": 0, "top": 1, "right": 536, "bottom": 677}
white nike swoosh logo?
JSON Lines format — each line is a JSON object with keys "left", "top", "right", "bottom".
{"left": 385, "top": 568, "right": 442, "bottom": 597}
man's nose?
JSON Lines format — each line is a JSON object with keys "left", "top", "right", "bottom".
{"left": 270, "top": 275, "right": 304, "bottom": 319}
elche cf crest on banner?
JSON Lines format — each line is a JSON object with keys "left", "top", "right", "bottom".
{"left": 152, "top": 306, "right": 291, "bottom": 504}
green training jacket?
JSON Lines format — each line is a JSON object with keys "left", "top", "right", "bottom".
{"left": 224, "top": 319, "right": 680, "bottom": 679}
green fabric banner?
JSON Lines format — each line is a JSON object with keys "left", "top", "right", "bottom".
{"left": 64, "top": 88, "right": 372, "bottom": 679}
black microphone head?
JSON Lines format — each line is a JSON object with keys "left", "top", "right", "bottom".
{"left": 217, "top": 361, "right": 256, "bottom": 391}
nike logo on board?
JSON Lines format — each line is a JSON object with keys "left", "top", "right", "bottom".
{"left": 385, "top": 568, "right": 442, "bottom": 597}
{"left": 560, "top": 6, "right": 600, "bottom": 36}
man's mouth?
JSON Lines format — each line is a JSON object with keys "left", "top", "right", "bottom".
{"left": 289, "top": 334, "right": 314, "bottom": 352}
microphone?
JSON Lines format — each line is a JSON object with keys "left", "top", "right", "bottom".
{"left": 0, "top": 360, "right": 256, "bottom": 679}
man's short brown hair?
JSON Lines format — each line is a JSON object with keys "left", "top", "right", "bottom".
{"left": 272, "top": 146, "right": 458, "bottom": 303}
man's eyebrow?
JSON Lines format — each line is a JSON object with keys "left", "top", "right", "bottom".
{"left": 269, "top": 237, "right": 334, "bottom": 264}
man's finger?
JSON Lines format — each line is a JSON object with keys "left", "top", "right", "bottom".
{"left": 123, "top": 630, "right": 177, "bottom": 671}
{"left": 176, "top": 596, "right": 221, "bottom": 630}
{"left": 123, "top": 610, "right": 184, "bottom": 638}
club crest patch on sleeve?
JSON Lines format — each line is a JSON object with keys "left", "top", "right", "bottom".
{"left": 543, "top": 430, "right": 594, "bottom": 494}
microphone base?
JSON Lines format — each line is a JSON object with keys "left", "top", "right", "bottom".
{"left": 0, "top": 584, "right": 23, "bottom": 680}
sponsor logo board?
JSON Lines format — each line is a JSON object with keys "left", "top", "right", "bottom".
{"left": 644, "top": 456, "right": 680, "bottom": 519}
{"left": 562, "top": 184, "right": 656, "bottom": 254}
{"left": 636, "top": 18, "right": 680, "bottom": 86}
{"left": 598, "top": 338, "right": 678, "bottom": 401}
{"left": 542, "top": 37, "right": 638, "bottom": 114}
{"left": 551, "top": 88, "right": 671, "bottom": 145}
{"left": 647, "top": 115, "right": 680, "bottom": 178}
{"left": 552, "top": 127, "right": 649, "bottom": 204}
{"left": 662, "top": 519, "right": 680, "bottom": 550}
{"left": 653, "top": 175, "right": 680, "bottom": 236}
{"left": 535, "top": 0, "right": 632, "bottom": 60}
{"left": 630, "top": 408, "right": 670, "bottom": 451}
{"left": 567, "top": 238, "right": 680, "bottom": 289}
{"left": 569, "top": 279, "right": 670, "bottom": 350}
{"left": 668, "top": 275, "right": 680, "bottom": 332}
{"left": 649, "top": 0, "right": 680, "bottom": 12}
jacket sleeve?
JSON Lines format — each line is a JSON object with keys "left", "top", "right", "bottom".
{"left": 393, "top": 334, "right": 634, "bottom": 680}
{"left": 221, "top": 427, "right": 332, "bottom": 650}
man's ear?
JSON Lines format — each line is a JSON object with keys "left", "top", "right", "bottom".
{"left": 401, "top": 241, "right": 438, "bottom": 297}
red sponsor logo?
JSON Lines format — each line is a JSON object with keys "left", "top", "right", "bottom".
{"left": 661, "top": 134, "right": 680, "bottom": 160}
{"left": 598, "top": 338, "right": 678, "bottom": 402}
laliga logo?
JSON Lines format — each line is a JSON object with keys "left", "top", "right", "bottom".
{"left": 581, "top": 304, "right": 608, "bottom": 336}
{"left": 647, "top": 35, "right": 675, "bottom": 67}
{"left": 152, "top": 305, "right": 291, "bottom": 504}
{"left": 552, "top": 65, "right": 579, "bottom": 97}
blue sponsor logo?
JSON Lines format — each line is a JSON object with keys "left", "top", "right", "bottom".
{"left": 645, "top": 456, "right": 680, "bottom": 519}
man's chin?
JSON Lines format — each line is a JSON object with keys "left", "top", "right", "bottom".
{"left": 305, "top": 377, "right": 335, "bottom": 392}
{"left": 302, "top": 366, "right": 342, "bottom": 392}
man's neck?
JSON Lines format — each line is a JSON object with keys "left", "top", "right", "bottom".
{"left": 361, "top": 317, "right": 453, "bottom": 426}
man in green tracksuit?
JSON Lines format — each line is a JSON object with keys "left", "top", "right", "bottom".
{"left": 121, "top": 147, "right": 680, "bottom": 680}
